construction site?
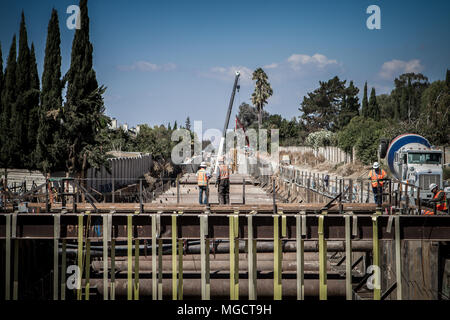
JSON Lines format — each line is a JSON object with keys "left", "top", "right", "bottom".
{"left": 0, "top": 0, "right": 449, "bottom": 307}
{"left": 1, "top": 89, "right": 449, "bottom": 300}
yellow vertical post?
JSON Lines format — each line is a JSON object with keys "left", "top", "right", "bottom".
{"left": 110, "top": 239, "right": 115, "bottom": 300}
{"left": 85, "top": 239, "right": 90, "bottom": 300}
{"left": 77, "top": 214, "right": 83, "bottom": 300}
{"left": 158, "top": 238, "right": 163, "bottom": 300}
{"left": 172, "top": 214, "right": 178, "bottom": 300}
{"left": 318, "top": 211, "right": 327, "bottom": 300}
{"left": 229, "top": 214, "right": 239, "bottom": 300}
{"left": 178, "top": 239, "right": 183, "bottom": 299}
{"left": 134, "top": 238, "right": 140, "bottom": 300}
{"left": 345, "top": 214, "right": 352, "bottom": 300}
{"left": 127, "top": 215, "right": 133, "bottom": 300}
{"left": 102, "top": 215, "right": 108, "bottom": 300}
{"left": 372, "top": 212, "right": 381, "bottom": 300}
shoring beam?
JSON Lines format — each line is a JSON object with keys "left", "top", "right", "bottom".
{"left": 2, "top": 213, "right": 449, "bottom": 241}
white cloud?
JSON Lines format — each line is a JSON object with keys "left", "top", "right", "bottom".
{"left": 117, "top": 61, "right": 176, "bottom": 72}
{"left": 263, "top": 63, "right": 278, "bottom": 69}
{"left": 287, "top": 53, "right": 338, "bottom": 71}
{"left": 378, "top": 59, "right": 423, "bottom": 80}
{"left": 203, "top": 65, "right": 253, "bottom": 84}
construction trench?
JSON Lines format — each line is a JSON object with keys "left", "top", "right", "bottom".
{"left": 0, "top": 159, "right": 450, "bottom": 301}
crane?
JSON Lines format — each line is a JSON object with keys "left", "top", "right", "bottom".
{"left": 213, "top": 71, "right": 241, "bottom": 175}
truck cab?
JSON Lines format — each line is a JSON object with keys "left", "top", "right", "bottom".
{"left": 394, "top": 148, "right": 443, "bottom": 199}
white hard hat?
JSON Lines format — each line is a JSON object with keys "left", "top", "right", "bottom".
{"left": 373, "top": 162, "right": 380, "bottom": 169}
{"left": 200, "top": 162, "right": 207, "bottom": 168}
{"left": 429, "top": 183, "right": 438, "bottom": 191}
{"left": 218, "top": 156, "right": 224, "bottom": 163}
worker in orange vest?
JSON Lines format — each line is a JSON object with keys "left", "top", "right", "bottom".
{"left": 368, "top": 162, "right": 387, "bottom": 206}
{"left": 196, "top": 162, "right": 210, "bottom": 204}
{"left": 216, "top": 156, "right": 230, "bottom": 204}
{"left": 423, "top": 183, "right": 448, "bottom": 215}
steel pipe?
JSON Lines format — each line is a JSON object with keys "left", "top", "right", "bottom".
{"left": 89, "top": 278, "right": 347, "bottom": 298}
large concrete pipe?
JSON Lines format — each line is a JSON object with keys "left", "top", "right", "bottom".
{"left": 91, "top": 259, "right": 332, "bottom": 274}
{"left": 62, "top": 240, "right": 372, "bottom": 257}
{"left": 89, "top": 278, "right": 347, "bottom": 298}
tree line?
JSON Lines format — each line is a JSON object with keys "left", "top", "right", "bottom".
{"left": 238, "top": 68, "right": 450, "bottom": 164}
{"left": 0, "top": 0, "right": 108, "bottom": 178}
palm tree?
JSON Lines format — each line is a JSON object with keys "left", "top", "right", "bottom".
{"left": 251, "top": 68, "right": 273, "bottom": 129}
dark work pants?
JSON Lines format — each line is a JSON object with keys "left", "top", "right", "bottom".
{"left": 372, "top": 186, "right": 383, "bottom": 206}
{"left": 198, "top": 186, "right": 208, "bottom": 204}
{"left": 218, "top": 179, "right": 230, "bottom": 204}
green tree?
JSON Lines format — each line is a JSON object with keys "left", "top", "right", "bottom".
{"left": 26, "top": 43, "right": 40, "bottom": 169}
{"left": 361, "top": 82, "right": 368, "bottom": 117}
{"left": 299, "top": 76, "right": 346, "bottom": 132}
{"left": 63, "top": 0, "right": 109, "bottom": 176}
{"left": 36, "top": 9, "right": 63, "bottom": 173}
{"left": 338, "top": 116, "right": 385, "bottom": 164}
{"left": 391, "top": 73, "right": 429, "bottom": 122}
{"left": 306, "top": 130, "right": 337, "bottom": 149}
{"left": 237, "top": 102, "right": 268, "bottom": 129}
{"left": 419, "top": 80, "right": 450, "bottom": 145}
{"left": 0, "top": 43, "right": 3, "bottom": 171}
{"left": 377, "top": 94, "right": 395, "bottom": 120}
{"left": 0, "top": 36, "right": 17, "bottom": 169}
{"left": 367, "top": 87, "right": 380, "bottom": 120}
{"left": 185, "top": 116, "right": 191, "bottom": 131}
{"left": 11, "top": 12, "right": 32, "bottom": 167}
{"left": 338, "top": 80, "right": 359, "bottom": 128}
{"left": 251, "top": 68, "right": 273, "bottom": 129}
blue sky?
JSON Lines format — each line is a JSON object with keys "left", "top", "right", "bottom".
{"left": 1, "top": 0, "right": 449, "bottom": 131}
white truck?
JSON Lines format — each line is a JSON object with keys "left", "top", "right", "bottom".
{"left": 379, "top": 134, "right": 444, "bottom": 201}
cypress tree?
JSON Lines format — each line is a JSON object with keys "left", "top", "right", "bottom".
{"left": 185, "top": 116, "right": 191, "bottom": 131}
{"left": 36, "top": 9, "right": 63, "bottom": 174}
{"left": 64, "top": 0, "right": 108, "bottom": 176}
{"left": 0, "top": 43, "right": 3, "bottom": 129}
{"left": 12, "top": 12, "right": 31, "bottom": 167}
{"left": 0, "top": 36, "right": 17, "bottom": 169}
{"left": 446, "top": 69, "right": 449, "bottom": 88}
{"left": 368, "top": 87, "right": 380, "bottom": 121}
{"left": 26, "top": 43, "right": 40, "bottom": 169}
{"left": 361, "top": 82, "right": 368, "bottom": 117}
{"left": 0, "top": 43, "right": 3, "bottom": 169}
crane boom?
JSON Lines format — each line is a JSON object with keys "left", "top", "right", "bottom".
{"left": 214, "top": 71, "right": 240, "bottom": 175}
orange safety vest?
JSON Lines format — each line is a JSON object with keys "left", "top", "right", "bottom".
{"left": 197, "top": 169, "right": 208, "bottom": 186}
{"left": 219, "top": 164, "right": 230, "bottom": 180}
{"left": 369, "top": 169, "right": 386, "bottom": 187}
{"left": 423, "top": 190, "right": 447, "bottom": 215}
